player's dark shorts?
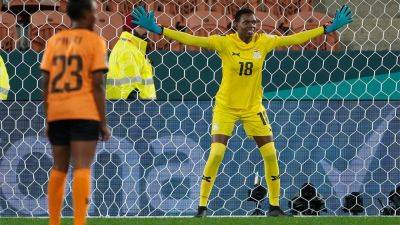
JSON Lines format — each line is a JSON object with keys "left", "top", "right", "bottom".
{"left": 47, "top": 119, "right": 100, "bottom": 145}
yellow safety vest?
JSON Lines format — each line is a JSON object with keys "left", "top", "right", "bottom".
{"left": 0, "top": 56, "right": 10, "bottom": 100}
{"left": 107, "top": 32, "right": 156, "bottom": 100}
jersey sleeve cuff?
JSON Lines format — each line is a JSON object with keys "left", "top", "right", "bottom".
{"left": 92, "top": 68, "right": 109, "bottom": 74}
{"left": 40, "top": 69, "right": 50, "bottom": 74}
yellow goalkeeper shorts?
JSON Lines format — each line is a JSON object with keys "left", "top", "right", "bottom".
{"left": 211, "top": 103, "right": 273, "bottom": 137}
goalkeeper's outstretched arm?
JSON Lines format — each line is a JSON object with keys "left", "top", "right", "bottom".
{"left": 132, "top": 6, "right": 215, "bottom": 50}
{"left": 163, "top": 28, "right": 214, "bottom": 50}
{"left": 275, "top": 27, "right": 324, "bottom": 47}
{"left": 275, "top": 5, "right": 353, "bottom": 48}
{"left": 132, "top": 5, "right": 352, "bottom": 51}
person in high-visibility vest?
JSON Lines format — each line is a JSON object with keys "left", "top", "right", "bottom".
{"left": 107, "top": 16, "right": 156, "bottom": 100}
{"left": 0, "top": 55, "right": 10, "bottom": 100}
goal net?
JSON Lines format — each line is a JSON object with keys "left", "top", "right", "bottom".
{"left": 0, "top": 0, "right": 400, "bottom": 216}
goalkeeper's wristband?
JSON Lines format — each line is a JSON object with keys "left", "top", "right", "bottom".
{"left": 153, "top": 25, "right": 164, "bottom": 35}
{"left": 323, "top": 23, "right": 330, "bottom": 34}
{"left": 323, "top": 21, "right": 332, "bottom": 34}
{"left": 159, "top": 25, "right": 164, "bottom": 35}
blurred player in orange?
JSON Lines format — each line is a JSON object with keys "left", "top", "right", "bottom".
{"left": 40, "top": 0, "right": 110, "bottom": 224}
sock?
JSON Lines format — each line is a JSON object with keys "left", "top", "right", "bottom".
{"left": 48, "top": 169, "right": 67, "bottom": 225}
{"left": 259, "top": 142, "right": 280, "bottom": 206}
{"left": 72, "top": 168, "right": 91, "bottom": 225}
{"left": 199, "top": 143, "right": 227, "bottom": 207}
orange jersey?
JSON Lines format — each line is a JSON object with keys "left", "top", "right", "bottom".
{"left": 40, "top": 29, "right": 108, "bottom": 122}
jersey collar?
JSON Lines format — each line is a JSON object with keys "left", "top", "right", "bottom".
{"left": 233, "top": 33, "right": 257, "bottom": 49}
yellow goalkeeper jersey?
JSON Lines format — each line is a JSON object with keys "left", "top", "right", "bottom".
{"left": 164, "top": 27, "right": 324, "bottom": 109}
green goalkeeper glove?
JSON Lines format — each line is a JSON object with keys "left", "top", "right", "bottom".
{"left": 324, "top": 5, "right": 353, "bottom": 34}
{"left": 131, "top": 6, "right": 163, "bottom": 35}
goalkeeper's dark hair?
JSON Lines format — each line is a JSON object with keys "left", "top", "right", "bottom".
{"left": 234, "top": 8, "right": 255, "bottom": 22}
{"left": 67, "top": 0, "right": 93, "bottom": 20}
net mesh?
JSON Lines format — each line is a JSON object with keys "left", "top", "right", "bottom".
{"left": 0, "top": 0, "right": 400, "bottom": 216}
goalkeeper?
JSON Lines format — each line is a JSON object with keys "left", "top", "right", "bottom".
{"left": 133, "top": 5, "right": 352, "bottom": 217}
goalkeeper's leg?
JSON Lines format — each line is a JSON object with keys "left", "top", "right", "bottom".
{"left": 254, "top": 136, "right": 286, "bottom": 216}
{"left": 256, "top": 137, "right": 280, "bottom": 206}
{"left": 196, "top": 134, "right": 229, "bottom": 217}
{"left": 196, "top": 104, "right": 236, "bottom": 217}
{"left": 243, "top": 105, "right": 286, "bottom": 216}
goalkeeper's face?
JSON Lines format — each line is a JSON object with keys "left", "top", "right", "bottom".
{"left": 236, "top": 13, "right": 257, "bottom": 38}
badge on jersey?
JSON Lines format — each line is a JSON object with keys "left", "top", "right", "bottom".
{"left": 212, "top": 123, "right": 219, "bottom": 131}
{"left": 253, "top": 50, "right": 261, "bottom": 59}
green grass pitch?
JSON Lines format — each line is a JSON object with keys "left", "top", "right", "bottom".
{"left": 1, "top": 217, "right": 400, "bottom": 225}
